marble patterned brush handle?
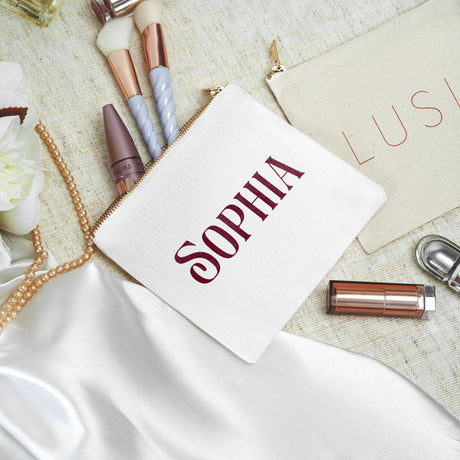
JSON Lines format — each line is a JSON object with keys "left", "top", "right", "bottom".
{"left": 128, "top": 95, "right": 163, "bottom": 160}
{"left": 150, "top": 66, "right": 179, "bottom": 145}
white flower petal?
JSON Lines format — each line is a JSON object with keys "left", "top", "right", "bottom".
{"left": 0, "top": 169, "right": 43, "bottom": 235}
{"left": 0, "top": 90, "right": 18, "bottom": 113}
{"left": 29, "top": 167, "right": 45, "bottom": 195}
{"left": 0, "top": 233, "right": 11, "bottom": 270}
{"left": 0, "top": 61, "right": 43, "bottom": 236}
{"left": 0, "top": 121, "right": 41, "bottom": 210}
{"left": 16, "top": 124, "right": 41, "bottom": 163}
{"left": 0, "top": 192, "right": 41, "bottom": 235}
{"left": 0, "top": 89, "right": 28, "bottom": 112}
{"left": 0, "top": 62, "right": 23, "bottom": 93}
{"left": 0, "top": 116, "right": 19, "bottom": 142}
{"left": 0, "top": 189, "right": 11, "bottom": 210}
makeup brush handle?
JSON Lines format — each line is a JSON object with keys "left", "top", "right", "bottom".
{"left": 128, "top": 95, "right": 163, "bottom": 160}
{"left": 149, "top": 67, "right": 179, "bottom": 145}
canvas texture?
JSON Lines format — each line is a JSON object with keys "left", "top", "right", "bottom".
{"left": 94, "top": 84, "right": 385, "bottom": 362}
{"left": 267, "top": 0, "right": 460, "bottom": 254}
{"left": 0, "top": 0, "right": 458, "bottom": 417}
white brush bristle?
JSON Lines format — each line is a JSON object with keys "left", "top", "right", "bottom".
{"left": 96, "top": 16, "right": 134, "bottom": 56}
{"left": 134, "top": 0, "right": 162, "bottom": 33}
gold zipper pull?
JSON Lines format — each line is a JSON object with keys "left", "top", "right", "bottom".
{"left": 267, "top": 40, "right": 286, "bottom": 80}
{"left": 206, "top": 85, "right": 226, "bottom": 98}
{"left": 270, "top": 40, "right": 281, "bottom": 67}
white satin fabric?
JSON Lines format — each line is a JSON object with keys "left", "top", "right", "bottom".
{"left": 0, "top": 238, "right": 459, "bottom": 460}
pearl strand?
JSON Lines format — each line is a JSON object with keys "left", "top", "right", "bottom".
{"left": 0, "top": 122, "right": 95, "bottom": 335}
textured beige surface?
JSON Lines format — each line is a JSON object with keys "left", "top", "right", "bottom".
{"left": 0, "top": 0, "right": 458, "bottom": 418}
{"left": 267, "top": 0, "right": 460, "bottom": 254}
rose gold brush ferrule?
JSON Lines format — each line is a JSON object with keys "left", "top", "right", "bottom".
{"left": 142, "top": 23, "right": 169, "bottom": 71}
{"left": 326, "top": 280, "right": 436, "bottom": 319}
{"left": 107, "top": 49, "right": 142, "bottom": 100}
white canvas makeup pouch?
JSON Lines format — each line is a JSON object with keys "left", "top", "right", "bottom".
{"left": 93, "top": 84, "right": 386, "bottom": 363}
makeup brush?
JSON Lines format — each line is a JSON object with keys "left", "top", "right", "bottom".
{"left": 134, "top": 0, "right": 179, "bottom": 145}
{"left": 96, "top": 16, "right": 163, "bottom": 159}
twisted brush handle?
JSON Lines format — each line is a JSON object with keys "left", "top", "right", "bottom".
{"left": 150, "top": 67, "right": 179, "bottom": 145}
{"left": 128, "top": 95, "right": 163, "bottom": 160}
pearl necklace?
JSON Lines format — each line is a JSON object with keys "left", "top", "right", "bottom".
{"left": 0, "top": 122, "right": 94, "bottom": 335}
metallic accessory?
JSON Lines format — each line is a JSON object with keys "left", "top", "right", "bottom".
{"left": 142, "top": 23, "right": 168, "bottom": 70}
{"left": 90, "top": 0, "right": 144, "bottom": 24}
{"left": 106, "top": 49, "right": 142, "bottom": 100}
{"left": 416, "top": 235, "right": 460, "bottom": 293}
{"left": 267, "top": 40, "right": 287, "bottom": 80}
{"left": 105, "top": 0, "right": 143, "bottom": 17}
{"left": 327, "top": 280, "right": 436, "bottom": 319}
{"left": 90, "top": 0, "right": 112, "bottom": 24}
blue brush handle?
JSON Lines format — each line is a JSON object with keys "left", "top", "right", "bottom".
{"left": 128, "top": 95, "right": 163, "bottom": 160}
{"left": 149, "top": 66, "right": 179, "bottom": 145}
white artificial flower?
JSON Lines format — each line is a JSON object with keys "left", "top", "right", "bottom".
{"left": 0, "top": 234, "right": 11, "bottom": 270}
{"left": 0, "top": 61, "right": 43, "bottom": 237}
{"left": 0, "top": 168, "right": 44, "bottom": 235}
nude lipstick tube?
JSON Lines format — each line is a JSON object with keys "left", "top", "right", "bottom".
{"left": 103, "top": 104, "right": 145, "bottom": 195}
{"left": 327, "top": 280, "right": 436, "bottom": 319}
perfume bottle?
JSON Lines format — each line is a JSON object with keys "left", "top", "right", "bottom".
{"left": 0, "top": 0, "right": 64, "bottom": 27}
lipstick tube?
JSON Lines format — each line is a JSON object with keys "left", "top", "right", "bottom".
{"left": 103, "top": 104, "right": 145, "bottom": 195}
{"left": 327, "top": 280, "right": 436, "bottom": 319}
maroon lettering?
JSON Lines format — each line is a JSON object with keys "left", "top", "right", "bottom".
{"left": 411, "top": 90, "right": 443, "bottom": 128}
{"left": 202, "top": 225, "right": 239, "bottom": 258}
{"left": 234, "top": 182, "right": 278, "bottom": 221}
{"left": 252, "top": 172, "right": 286, "bottom": 199}
{"left": 265, "top": 156, "right": 305, "bottom": 190}
{"left": 174, "top": 156, "right": 305, "bottom": 284}
{"left": 174, "top": 241, "right": 220, "bottom": 284}
{"left": 216, "top": 205, "right": 251, "bottom": 241}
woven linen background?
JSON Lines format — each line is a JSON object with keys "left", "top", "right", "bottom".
{"left": 0, "top": 0, "right": 458, "bottom": 418}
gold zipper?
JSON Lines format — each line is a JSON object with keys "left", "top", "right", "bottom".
{"left": 91, "top": 84, "right": 227, "bottom": 237}
{"left": 266, "top": 40, "right": 287, "bottom": 80}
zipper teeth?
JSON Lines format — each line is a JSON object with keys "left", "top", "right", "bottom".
{"left": 91, "top": 89, "right": 223, "bottom": 237}
{"left": 266, "top": 65, "right": 286, "bottom": 80}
